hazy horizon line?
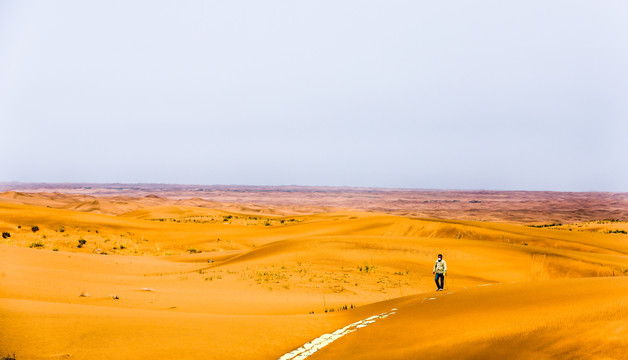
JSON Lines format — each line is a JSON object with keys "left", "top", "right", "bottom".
{"left": 1, "top": 181, "right": 625, "bottom": 194}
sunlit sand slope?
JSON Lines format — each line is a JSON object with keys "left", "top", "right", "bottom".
{"left": 0, "top": 297, "right": 353, "bottom": 360}
{"left": 0, "top": 244, "right": 361, "bottom": 360}
{"left": 311, "top": 277, "right": 628, "bottom": 360}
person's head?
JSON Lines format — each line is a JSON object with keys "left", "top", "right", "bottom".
{"left": 438, "top": 254, "right": 443, "bottom": 260}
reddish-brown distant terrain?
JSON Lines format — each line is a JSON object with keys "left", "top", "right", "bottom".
{"left": 2, "top": 182, "right": 627, "bottom": 223}
{"left": 1, "top": 183, "right": 627, "bottom": 359}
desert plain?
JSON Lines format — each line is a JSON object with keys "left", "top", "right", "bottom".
{"left": 1, "top": 184, "right": 627, "bottom": 359}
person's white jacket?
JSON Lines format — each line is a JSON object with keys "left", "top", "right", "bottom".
{"left": 433, "top": 259, "right": 447, "bottom": 275}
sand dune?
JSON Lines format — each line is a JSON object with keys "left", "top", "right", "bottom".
{"left": 308, "top": 277, "right": 628, "bottom": 360}
{"left": 1, "top": 191, "right": 627, "bottom": 359}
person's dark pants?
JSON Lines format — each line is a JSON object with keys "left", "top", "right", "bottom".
{"left": 435, "top": 273, "right": 444, "bottom": 289}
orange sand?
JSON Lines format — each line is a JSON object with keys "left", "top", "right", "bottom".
{"left": 1, "top": 191, "right": 627, "bottom": 359}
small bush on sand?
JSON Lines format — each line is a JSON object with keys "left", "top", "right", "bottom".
{"left": 2, "top": 232, "right": 10, "bottom": 239}
{"left": 31, "top": 225, "right": 39, "bottom": 232}
{"left": 30, "top": 240, "right": 44, "bottom": 248}
{"left": 358, "top": 265, "right": 377, "bottom": 273}
{"left": 77, "top": 239, "right": 87, "bottom": 248}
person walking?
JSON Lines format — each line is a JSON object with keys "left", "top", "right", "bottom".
{"left": 433, "top": 253, "right": 447, "bottom": 291}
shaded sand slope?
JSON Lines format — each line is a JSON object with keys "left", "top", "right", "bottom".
{"left": 310, "top": 277, "right": 628, "bottom": 360}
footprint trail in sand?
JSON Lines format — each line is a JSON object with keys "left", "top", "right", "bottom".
{"left": 278, "top": 308, "right": 398, "bottom": 360}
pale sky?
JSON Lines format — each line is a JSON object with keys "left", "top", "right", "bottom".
{"left": 1, "top": 1, "right": 627, "bottom": 191}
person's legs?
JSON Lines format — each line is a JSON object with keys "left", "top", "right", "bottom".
{"left": 435, "top": 273, "right": 443, "bottom": 290}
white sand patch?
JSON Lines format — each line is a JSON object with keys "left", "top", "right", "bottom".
{"left": 278, "top": 308, "right": 398, "bottom": 360}
{"left": 477, "top": 283, "right": 502, "bottom": 287}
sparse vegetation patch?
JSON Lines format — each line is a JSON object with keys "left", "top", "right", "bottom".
{"left": 29, "top": 240, "right": 44, "bottom": 248}
{"left": 527, "top": 223, "right": 563, "bottom": 228}
{"left": 607, "top": 229, "right": 628, "bottom": 234}
{"left": 358, "top": 264, "right": 377, "bottom": 273}
{"left": 325, "top": 304, "right": 355, "bottom": 313}
{"left": 147, "top": 214, "right": 301, "bottom": 227}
